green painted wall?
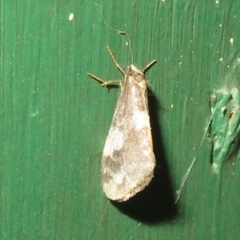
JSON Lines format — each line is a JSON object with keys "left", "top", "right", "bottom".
{"left": 1, "top": 0, "right": 240, "bottom": 239}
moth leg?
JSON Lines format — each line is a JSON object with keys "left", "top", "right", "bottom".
{"left": 106, "top": 46, "right": 125, "bottom": 75}
{"left": 87, "top": 73, "right": 122, "bottom": 88}
{"left": 142, "top": 60, "right": 157, "bottom": 73}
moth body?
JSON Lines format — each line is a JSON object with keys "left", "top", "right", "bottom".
{"left": 88, "top": 47, "right": 157, "bottom": 202}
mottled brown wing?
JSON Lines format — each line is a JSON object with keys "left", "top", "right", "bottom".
{"left": 101, "top": 66, "right": 156, "bottom": 201}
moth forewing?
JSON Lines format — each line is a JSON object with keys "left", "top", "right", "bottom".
{"left": 88, "top": 47, "right": 156, "bottom": 202}
{"left": 101, "top": 65, "right": 156, "bottom": 202}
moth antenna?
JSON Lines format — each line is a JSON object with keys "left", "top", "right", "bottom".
{"left": 94, "top": 3, "right": 126, "bottom": 35}
{"left": 126, "top": 34, "right": 134, "bottom": 65}
{"left": 94, "top": 2, "right": 134, "bottom": 65}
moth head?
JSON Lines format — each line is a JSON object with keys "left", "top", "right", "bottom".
{"left": 125, "top": 65, "right": 145, "bottom": 83}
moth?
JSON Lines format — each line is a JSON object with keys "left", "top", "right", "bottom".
{"left": 88, "top": 46, "right": 157, "bottom": 202}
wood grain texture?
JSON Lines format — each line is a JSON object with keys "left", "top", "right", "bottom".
{"left": 1, "top": 0, "right": 240, "bottom": 239}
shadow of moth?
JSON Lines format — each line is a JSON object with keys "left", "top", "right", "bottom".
{"left": 88, "top": 46, "right": 157, "bottom": 202}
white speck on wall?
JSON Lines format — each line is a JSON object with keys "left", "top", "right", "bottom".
{"left": 230, "top": 38, "right": 234, "bottom": 45}
{"left": 219, "top": 57, "right": 223, "bottom": 62}
{"left": 215, "top": 0, "right": 219, "bottom": 4}
{"left": 69, "top": 13, "right": 74, "bottom": 21}
{"left": 30, "top": 110, "right": 39, "bottom": 117}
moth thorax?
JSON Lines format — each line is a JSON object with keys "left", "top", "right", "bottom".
{"left": 126, "top": 65, "right": 145, "bottom": 81}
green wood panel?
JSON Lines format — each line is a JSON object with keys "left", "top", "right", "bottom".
{"left": 1, "top": 0, "right": 240, "bottom": 239}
